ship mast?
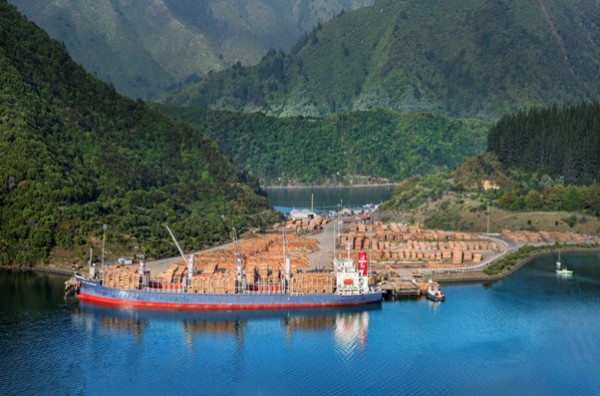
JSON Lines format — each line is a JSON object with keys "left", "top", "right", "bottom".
{"left": 232, "top": 228, "right": 243, "bottom": 288}
{"left": 133, "top": 237, "right": 146, "bottom": 288}
{"left": 283, "top": 228, "right": 291, "bottom": 290}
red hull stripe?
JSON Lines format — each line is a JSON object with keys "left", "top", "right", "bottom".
{"left": 77, "top": 293, "right": 376, "bottom": 311}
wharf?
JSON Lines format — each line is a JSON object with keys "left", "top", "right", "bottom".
{"left": 380, "top": 278, "right": 435, "bottom": 298}
{"left": 381, "top": 280, "right": 420, "bottom": 297}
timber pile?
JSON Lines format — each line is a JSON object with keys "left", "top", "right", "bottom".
{"left": 339, "top": 222, "right": 497, "bottom": 265}
{"left": 192, "top": 251, "right": 235, "bottom": 273}
{"left": 501, "top": 230, "right": 595, "bottom": 244}
{"left": 263, "top": 233, "right": 319, "bottom": 252}
{"left": 158, "top": 262, "right": 187, "bottom": 284}
{"left": 289, "top": 273, "right": 335, "bottom": 294}
{"left": 189, "top": 273, "right": 236, "bottom": 294}
{"left": 246, "top": 252, "right": 308, "bottom": 276}
{"left": 102, "top": 265, "right": 139, "bottom": 290}
{"left": 161, "top": 232, "right": 318, "bottom": 285}
{"left": 280, "top": 217, "right": 328, "bottom": 232}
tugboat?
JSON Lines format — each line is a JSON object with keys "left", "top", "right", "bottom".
{"left": 425, "top": 279, "right": 445, "bottom": 302}
{"left": 555, "top": 250, "right": 573, "bottom": 276}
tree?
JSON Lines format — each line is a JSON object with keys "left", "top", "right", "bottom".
{"left": 525, "top": 190, "right": 542, "bottom": 210}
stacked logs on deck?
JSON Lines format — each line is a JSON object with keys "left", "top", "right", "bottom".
{"left": 288, "top": 272, "right": 335, "bottom": 294}
{"left": 102, "top": 265, "right": 140, "bottom": 290}
{"left": 189, "top": 273, "right": 236, "bottom": 294}
{"left": 158, "top": 232, "right": 321, "bottom": 293}
{"left": 338, "top": 223, "right": 496, "bottom": 265}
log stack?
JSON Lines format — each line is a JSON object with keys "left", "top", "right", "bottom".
{"left": 102, "top": 265, "right": 140, "bottom": 290}
{"left": 289, "top": 273, "right": 335, "bottom": 294}
{"left": 189, "top": 273, "right": 236, "bottom": 294}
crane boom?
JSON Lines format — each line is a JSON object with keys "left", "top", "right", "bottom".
{"left": 166, "top": 226, "right": 190, "bottom": 268}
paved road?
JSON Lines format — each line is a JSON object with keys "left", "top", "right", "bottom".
{"left": 307, "top": 222, "right": 336, "bottom": 270}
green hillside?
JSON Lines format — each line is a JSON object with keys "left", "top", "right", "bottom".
{"left": 380, "top": 101, "right": 600, "bottom": 231}
{"left": 378, "top": 152, "right": 600, "bottom": 235}
{"left": 163, "top": 0, "right": 600, "bottom": 119}
{"left": 0, "top": 1, "right": 278, "bottom": 267}
{"left": 160, "top": 107, "right": 489, "bottom": 185}
{"left": 9, "top": 0, "right": 373, "bottom": 99}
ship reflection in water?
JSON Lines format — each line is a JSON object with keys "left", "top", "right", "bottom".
{"left": 73, "top": 303, "right": 380, "bottom": 354}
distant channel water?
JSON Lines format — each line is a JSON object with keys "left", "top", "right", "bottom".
{"left": 1, "top": 252, "right": 599, "bottom": 395}
{"left": 263, "top": 185, "right": 394, "bottom": 214}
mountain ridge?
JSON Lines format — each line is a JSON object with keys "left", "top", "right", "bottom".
{"left": 8, "top": 0, "right": 374, "bottom": 99}
{"left": 163, "top": 0, "right": 600, "bottom": 119}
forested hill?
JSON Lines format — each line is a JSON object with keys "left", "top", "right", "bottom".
{"left": 488, "top": 102, "right": 600, "bottom": 185}
{"left": 163, "top": 0, "right": 600, "bottom": 119}
{"left": 8, "top": 0, "right": 373, "bottom": 100}
{"left": 161, "top": 107, "right": 489, "bottom": 185}
{"left": 0, "top": 1, "right": 277, "bottom": 266}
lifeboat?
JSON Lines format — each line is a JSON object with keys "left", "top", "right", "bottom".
{"left": 343, "top": 279, "right": 353, "bottom": 285}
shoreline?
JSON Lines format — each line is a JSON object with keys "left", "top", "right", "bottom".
{"left": 4, "top": 246, "right": 599, "bottom": 286}
{"left": 0, "top": 264, "right": 74, "bottom": 277}
{"left": 262, "top": 183, "right": 397, "bottom": 190}
{"left": 434, "top": 246, "right": 600, "bottom": 284}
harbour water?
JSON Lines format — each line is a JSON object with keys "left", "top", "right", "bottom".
{"left": 1, "top": 252, "right": 599, "bottom": 395}
{"left": 264, "top": 185, "right": 394, "bottom": 214}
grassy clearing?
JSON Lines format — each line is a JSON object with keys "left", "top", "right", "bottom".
{"left": 401, "top": 194, "right": 600, "bottom": 236}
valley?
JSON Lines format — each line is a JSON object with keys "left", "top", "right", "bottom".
{"left": 3, "top": 1, "right": 600, "bottom": 393}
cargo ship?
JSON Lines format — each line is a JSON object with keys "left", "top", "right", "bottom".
{"left": 71, "top": 228, "right": 382, "bottom": 310}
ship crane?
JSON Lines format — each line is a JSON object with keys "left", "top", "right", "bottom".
{"left": 232, "top": 228, "right": 244, "bottom": 290}
{"left": 132, "top": 236, "right": 147, "bottom": 288}
{"left": 283, "top": 229, "right": 291, "bottom": 291}
{"left": 166, "top": 225, "right": 194, "bottom": 291}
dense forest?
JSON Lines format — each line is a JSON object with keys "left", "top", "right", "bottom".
{"left": 488, "top": 102, "right": 600, "bottom": 185}
{"left": 162, "top": 0, "right": 600, "bottom": 119}
{"left": 0, "top": 1, "right": 278, "bottom": 266}
{"left": 160, "top": 107, "right": 489, "bottom": 185}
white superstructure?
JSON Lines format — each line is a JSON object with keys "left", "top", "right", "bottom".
{"left": 333, "top": 257, "right": 369, "bottom": 295}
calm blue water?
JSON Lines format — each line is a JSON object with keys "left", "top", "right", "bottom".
{"left": 1, "top": 252, "right": 600, "bottom": 395}
{"left": 264, "top": 186, "right": 394, "bottom": 214}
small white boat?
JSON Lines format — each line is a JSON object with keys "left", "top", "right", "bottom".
{"left": 556, "top": 266, "right": 573, "bottom": 276}
{"left": 555, "top": 250, "right": 573, "bottom": 276}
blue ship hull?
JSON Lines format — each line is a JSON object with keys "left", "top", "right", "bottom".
{"left": 76, "top": 276, "right": 383, "bottom": 310}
